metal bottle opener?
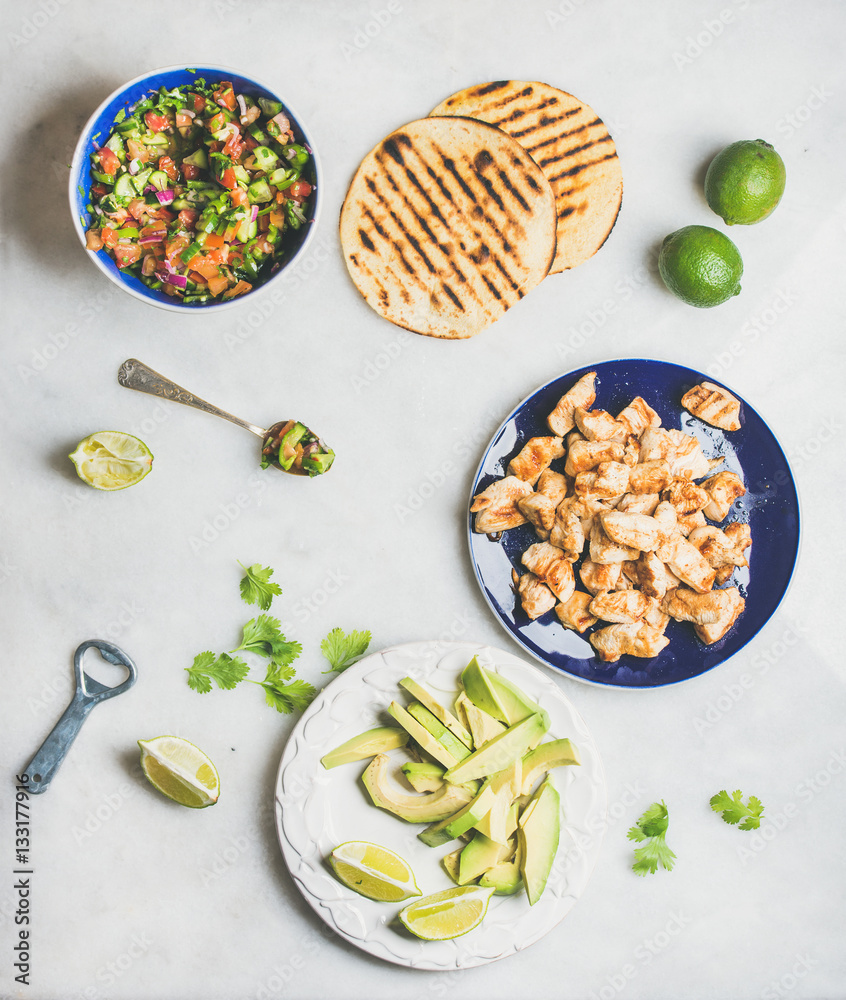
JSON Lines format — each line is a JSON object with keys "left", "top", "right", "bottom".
{"left": 23, "top": 640, "right": 137, "bottom": 793}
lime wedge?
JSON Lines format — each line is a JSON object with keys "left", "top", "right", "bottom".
{"left": 398, "top": 884, "right": 494, "bottom": 940}
{"left": 138, "top": 736, "right": 220, "bottom": 808}
{"left": 329, "top": 841, "right": 421, "bottom": 902}
{"left": 69, "top": 431, "right": 153, "bottom": 490}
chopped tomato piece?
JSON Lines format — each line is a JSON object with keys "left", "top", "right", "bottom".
{"left": 175, "top": 112, "right": 194, "bottom": 128}
{"left": 269, "top": 209, "right": 286, "bottom": 229}
{"left": 191, "top": 257, "right": 222, "bottom": 281}
{"left": 222, "top": 279, "right": 252, "bottom": 300}
{"left": 230, "top": 187, "right": 249, "bottom": 208}
{"left": 91, "top": 183, "right": 108, "bottom": 198}
{"left": 256, "top": 238, "right": 274, "bottom": 255}
{"left": 207, "top": 274, "right": 230, "bottom": 297}
{"left": 127, "top": 199, "right": 148, "bottom": 221}
{"left": 101, "top": 227, "right": 118, "bottom": 249}
{"left": 289, "top": 180, "right": 312, "bottom": 200}
{"left": 126, "top": 139, "right": 149, "bottom": 163}
{"left": 145, "top": 111, "right": 171, "bottom": 133}
{"left": 140, "top": 223, "right": 166, "bottom": 240}
{"left": 114, "top": 244, "right": 142, "bottom": 268}
{"left": 208, "top": 111, "right": 226, "bottom": 132}
{"left": 220, "top": 167, "right": 237, "bottom": 190}
{"left": 99, "top": 147, "right": 120, "bottom": 175}
{"left": 242, "top": 133, "right": 258, "bottom": 151}
{"left": 178, "top": 209, "right": 199, "bottom": 228}
{"left": 144, "top": 206, "right": 175, "bottom": 223}
{"left": 213, "top": 82, "right": 237, "bottom": 112}
{"left": 189, "top": 93, "right": 206, "bottom": 113}
{"left": 158, "top": 156, "right": 179, "bottom": 182}
{"left": 223, "top": 133, "right": 244, "bottom": 161}
{"left": 182, "top": 162, "right": 200, "bottom": 181}
{"left": 206, "top": 247, "right": 227, "bottom": 264}
{"left": 202, "top": 232, "right": 225, "bottom": 249}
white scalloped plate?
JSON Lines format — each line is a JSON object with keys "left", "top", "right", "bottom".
{"left": 274, "top": 640, "right": 607, "bottom": 970}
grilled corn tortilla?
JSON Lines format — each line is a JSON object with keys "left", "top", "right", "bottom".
{"left": 430, "top": 81, "right": 623, "bottom": 274}
{"left": 339, "top": 116, "right": 557, "bottom": 339}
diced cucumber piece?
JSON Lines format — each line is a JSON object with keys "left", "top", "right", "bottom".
{"left": 258, "top": 97, "right": 283, "bottom": 117}
{"left": 114, "top": 174, "right": 136, "bottom": 200}
{"left": 182, "top": 148, "right": 208, "bottom": 170}
{"left": 247, "top": 178, "right": 273, "bottom": 204}
{"left": 143, "top": 133, "right": 169, "bottom": 148}
{"left": 132, "top": 168, "right": 153, "bottom": 193}
{"left": 248, "top": 124, "right": 268, "bottom": 144}
{"left": 91, "top": 170, "right": 115, "bottom": 186}
{"left": 147, "top": 170, "right": 170, "bottom": 192}
{"left": 233, "top": 164, "right": 251, "bottom": 187}
{"left": 105, "top": 133, "right": 125, "bottom": 160}
{"left": 171, "top": 197, "right": 194, "bottom": 211}
{"left": 252, "top": 146, "right": 279, "bottom": 171}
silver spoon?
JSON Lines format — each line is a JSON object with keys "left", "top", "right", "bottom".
{"left": 117, "top": 359, "right": 334, "bottom": 477}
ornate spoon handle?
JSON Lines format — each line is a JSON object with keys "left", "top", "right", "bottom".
{"left": 118, "top": 359, "right": 267, "bottom": 439}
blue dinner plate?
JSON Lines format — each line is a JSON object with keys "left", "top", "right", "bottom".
{"left": 467, "top": 359, "right": 800, "bottom": 688}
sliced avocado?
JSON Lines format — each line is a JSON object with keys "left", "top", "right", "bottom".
{"left": 400, "top": 677, "right": 473, "bottom": 748}
{"left": 459, "top": 693, "right": 507, "bottom": 749}
{"left": 444, "top": 714, "right": 549, "bottom": 785}
{"left": 480, "top": 839, "right": 524, "bottom": 895}
{"left": 461, "top": 656, "right": 509, "bottom": 723}
{"left": 321, "top": 726, "right": 408, "bottom": 769}
{"left": 458, "top": 832, "right": 511, "bottom": 885}
{"left": 521, "top": 738, "right": 581, "bottom": 795}
{"left": 518, "top": 778, "right": 560, "bottom": 905}
{"left": 473, "top": 760, "right": 522, "bottom": 844}
{"left": 401, "top": 761, "right": 445, "bottom": 793}
{"left": 407, "top": 702, "right": 473, "bottom": 761}
{"left": 485, "top": 671, "right": 549, "bottom": 730}
{"left": 387, "top": 701, "right": 459, "bottom": 770}
{"left": 362, "top": 754, "right": 473, "bottom": 823}
{"left": 442, "top": 847, "right": 463, "bottom": 884}
{"left": 418, "top": 784, "right": 497, "bottom": 848}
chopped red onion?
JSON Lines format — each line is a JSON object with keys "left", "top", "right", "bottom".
{"left": 250, "top": 205, "right": 258, "bottom": 222}
{"left": 128, "top": 158, "right": 141, "bottom": 175}
{"left": 181, "top": 107, "right": 196, "bottom": 119}
{"left": 155, "top": 190, "right": 175, "bottom": 206}
{"left": 138, "top": 234, "right": 162, "bottom": 246}
{"left": 237, "top": 94, "right": 247, "bottom": 120}
{"left": 167, "top": 273, "right": 188, "bottom": 289}
{"left": 144, "top": 185, "right": 156, "bottom": 194}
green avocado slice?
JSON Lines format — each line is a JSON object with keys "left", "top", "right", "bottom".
{"left": 518, "top": 778, "right": 560, "bottom": 905}
{"left": 407, "top": 702, "right": 473, "bottom": 761}
{"left": 458, "top": 832, "right": 511, "bottom": 884}
{"left": 400, "top": 677, "right": 473, "bottom": 747}
{"left": 387, "top": 701, "right": 459, "bottom": 770}
{"left": 461, "top": 656, "right": 509, "bottom": 724}
{"left": 418, "top": 784, "right": 497, "bottom": 847}
{"left": 320, "top": 726, "right": 408, "bottom": 769}
{"left": 520, "top": 738, "right": 580, "bottom": 795}
{"left": 362, "top": 754, "right": 473, "bottom": 823}
{"left": 456, "top": 692, "right": 506, "bottom": 749}
{"left": 443, "top": 714, "right": 548, "bottom": 785}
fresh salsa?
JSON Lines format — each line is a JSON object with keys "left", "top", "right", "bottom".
{"left": 84, "top": 79, "right": 314, "bottom": 304}
{"left": 261, "top": 420, "right": 335, "bottom": 477}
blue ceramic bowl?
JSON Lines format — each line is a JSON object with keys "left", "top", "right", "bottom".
{"left": 468, "top": 359, "right": 801, "bottom": 689}
{"left": 69, "top": 64, "right": 321, "bottom": 313}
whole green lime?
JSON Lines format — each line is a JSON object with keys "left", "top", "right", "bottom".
{"left": 658, "top": 225, "right": 743, "bottom": 308}
{"left": 705, "top": 139, "right": 786, "bottom": 225}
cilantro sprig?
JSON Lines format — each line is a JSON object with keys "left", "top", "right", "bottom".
{"left": 250, "top": 661, "right": 316, "bottom": 715}
{"left": 710, "top": 790, "right": 765, "bottom": 830}
{"left": 627, "top": 801, "right": 676, "bottom": 876}
{"left": 239, "top": 561, "right": 282, "bottom": 611}
{"left": 186, "top": 652, "right": 249, "bottom": 693}
{"left": 231, "top": 614, "right": 302, "bottom": 662}
{"left": 321, "top": 628, "right": 372, "bottom": 673}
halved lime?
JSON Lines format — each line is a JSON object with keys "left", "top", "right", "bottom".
{"left": 69, "top": 431, "right": 153, "bottom": 491}
{"left": 329, "top": 841, "right": 421, "bottom": 902}
{"left": 138, "top": 736, "right": 220, "bottom": 808}
{"left": 398, "top": 884, "right": 494, "bottom": 940}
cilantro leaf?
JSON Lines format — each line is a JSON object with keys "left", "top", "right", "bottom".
{"left": 238, "top": 561, "right": 282, "bottom": 611}
{"left": 321, "top": 627, "right": 372, "bottom": 673}
{"left": 186, "top": 651, "right": 249, "bottom": 693}
{"left": 231, "top": 614, "right": 301, "bottom": 662}
{"left": 628, "top": 801, "right": 675, "bottom": 876}
{"left": 253, "top": 661, "right": 316, "bottom": 714}
{"left": 710, "top": 789, "right": 765, "bottom": 830}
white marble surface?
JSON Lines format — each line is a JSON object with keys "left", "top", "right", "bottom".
{"left": 2, "top": 1, "right": 845, "bottom": 998}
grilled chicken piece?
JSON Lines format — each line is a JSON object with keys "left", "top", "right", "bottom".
{"left": 616, "top": 492, "right": 660, "bottom": 516}
{"left": 628, "top": 460, "right": 672, "bottom": 494}
{"left": 574, "top": 407, "right": 626, "bottom": 442}
{"left": 555, "top": 591, "right": 598, "bottom": 632}
{"left": 517, "top": 493, "right": 557, "bottom": 533}
{"left": 600, "top": 510, "right": 663, "bottom": 552}
{"left": 536, "top": 469, "right": 570, "bottom": 507}
{"left": 694, "top": 588, "right": 745, "bottom": 644}
{"left": 589, "top": 589, "right": 656, "bottom": 624}
{"left": 662, "top": 586, "right": 743, "bottom": 626}
{"left": 644, "top": 604, "right": 670, "bottom": 633}
{"left": 589, "top": 520, "right": 639, "bottom": 564}
{"left": 656, "top": 534, "right": 716, "bottom": 593}
{"left": 723, "top": 522, "right": 752, "bottom": 556}
{"left": 636, "top": 552, "right": 680, "bottom": 600}
{"left": 575, "top": 461, "right": 630, "bottom": 500}
{"left": 565, "top": 439, "right": 626, "bottom": 477}
{"left": 472, "top": 477, "right": 533, "bottom": 533}
{"left": 662, "top": 479, "right": 710, "bottom": 516}
{"left": 677, "top": 510, "right": 706, "bottom": 537}
{"left": 622, "top": 435, "right": 641, "bottom": 467}
{"left": 549, "top": 506, "right": 585, "bottom": 562}
{"left": 521, "top": 542, "right": 575, "bottom": 602}
{"left": 688, "top": 525, "right": 748, "bottom": 575}
{"left": 701, "top": 471, "right": 746, "bottom": 521}
{"left": 616, "top": 396, "right": 662, "bottom": 438}
{"left": 566, "top": 429, "right": 586, "bottom": 451}
{"left": 547, "top": 371, "right": 597, "bottom": 436}
{"left": 681, "top": 382, "right": 742, "bottom": 432}
{"left": 580, "top": 560, "right": 622, "bottom": 595}
{"left": 590, "top": 622, "right": 670, "bottom": 661}
{"left": 512, "top": 570, "right": 557, "bottom": 621}
{"left": 665, "top": 429, "right": 711, "bottom": 479}
{"left": 508, "top": 436, "right": 565, "bottom": 485}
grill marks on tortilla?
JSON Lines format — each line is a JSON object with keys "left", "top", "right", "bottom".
{"left": 339, "top": 117, "right": 556, "bottom": 338}
{"left": 430, "top": 81, "right": 624, "bottom": 273}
